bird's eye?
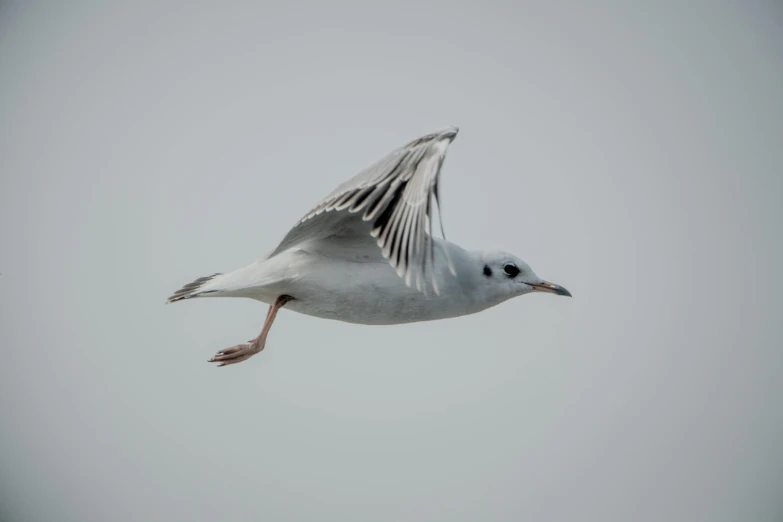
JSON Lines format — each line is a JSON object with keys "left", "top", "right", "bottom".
{"left": 503, "top": 263, "right": 520, "bottom": 278}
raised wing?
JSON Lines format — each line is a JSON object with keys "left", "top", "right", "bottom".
{"left": 268, "top": 126, "right": 459, "bottom": 294}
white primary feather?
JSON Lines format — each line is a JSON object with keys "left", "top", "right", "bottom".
{"left": 266, "top": 126, "right": 460, "bottom": 295}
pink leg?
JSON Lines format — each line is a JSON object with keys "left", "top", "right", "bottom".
{"left": 209, "top": 295, "right": 294, "bottom": 367}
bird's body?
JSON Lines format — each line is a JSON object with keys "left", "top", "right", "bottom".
{"left": 168, "top": 126, "right": 571, "bottom": 366}
{"left": 192, "top": 233, "right": 495, "bottom": 325}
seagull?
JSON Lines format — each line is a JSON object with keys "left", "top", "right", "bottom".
{"left": 167, "top": 126, "right": 571, "bottom": 366}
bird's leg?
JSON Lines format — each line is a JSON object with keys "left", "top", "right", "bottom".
{"left": 209, "top": 295, "right": 294, "bottom": 367}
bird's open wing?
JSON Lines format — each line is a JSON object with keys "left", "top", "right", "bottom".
{"left": 267, "top": 126, "right": 459, "bottom": 294}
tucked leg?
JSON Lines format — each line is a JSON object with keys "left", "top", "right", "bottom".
{"left": 209, "top": 295, "right": 294, "bottom": 367}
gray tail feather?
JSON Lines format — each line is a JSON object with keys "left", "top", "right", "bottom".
{"left": 166, "top": 273, "right": 222, "bottom": 303}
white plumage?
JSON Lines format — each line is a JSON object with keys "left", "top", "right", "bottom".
{"left": 167, "top": 126, "right": 571, "bottom": 366}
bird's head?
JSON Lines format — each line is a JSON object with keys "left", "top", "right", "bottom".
{"left": 477, "top": 250, "right": 571, "bottom": 304}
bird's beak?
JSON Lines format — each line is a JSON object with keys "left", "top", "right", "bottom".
{"left": 528, "top": 280, "right": 572, "bottom": 297}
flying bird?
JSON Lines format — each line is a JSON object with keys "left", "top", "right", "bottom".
{"left": 167, "top": 126, "right": 571, "bottom": 366}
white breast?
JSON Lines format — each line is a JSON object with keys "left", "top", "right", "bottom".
{"left": 279, "top": 243, "right": 485, "bottom": 325}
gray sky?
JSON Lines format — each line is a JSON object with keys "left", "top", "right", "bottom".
{"left": 1, "top": 2, "right": 782, "bottom": 521}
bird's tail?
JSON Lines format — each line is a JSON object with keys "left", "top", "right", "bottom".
{"left": 166, "top": 273, "right": 223, "bottom": 303}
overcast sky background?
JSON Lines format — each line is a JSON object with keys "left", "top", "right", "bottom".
{"left": 1, "top": 2, "right": 782, "bottom": 521}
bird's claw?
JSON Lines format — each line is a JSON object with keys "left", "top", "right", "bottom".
{"left": 208, "top": 342, "right": 260, "bottom": 367}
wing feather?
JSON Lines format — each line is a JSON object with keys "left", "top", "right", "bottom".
{"left": 267, "top": 126, "right": 459, "bottom": 294}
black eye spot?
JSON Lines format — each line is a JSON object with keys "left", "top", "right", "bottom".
{"left": 503, "top": 263, "right": 520, "bottom": 278}
{"left": 483, "top": 264, "right": 492, "bottom": 277}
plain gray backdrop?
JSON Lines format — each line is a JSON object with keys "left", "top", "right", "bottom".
{"left": 1, "top": 2, "right": 781, "bottom": 521}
